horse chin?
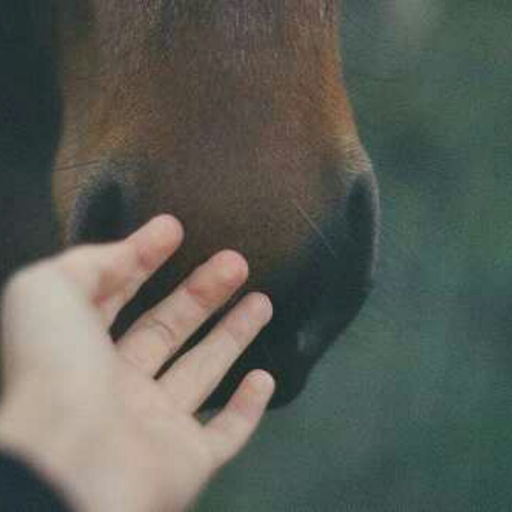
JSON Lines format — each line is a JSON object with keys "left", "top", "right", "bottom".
{"left": 92, "top": 168, "right": 379, "bottom": 409}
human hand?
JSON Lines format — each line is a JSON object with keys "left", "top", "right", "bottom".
{"left": 0, "top": 214, "right": 275, "bottom": 512}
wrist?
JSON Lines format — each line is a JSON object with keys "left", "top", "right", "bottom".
{"left": 0, "top": 396, "right": 98, "bottom": 512}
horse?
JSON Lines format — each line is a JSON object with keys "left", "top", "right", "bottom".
{"left": 0, "top": 0, "right": 379, "bottom": 407}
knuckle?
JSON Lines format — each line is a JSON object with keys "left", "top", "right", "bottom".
{"left": 140, "top": 312, "right": 179, "bottom": 356}
{"left": 183, "top": 277, "right": 215, "bottom": 313}
{"left": 131, "top": 238, "right": 160, "bottom": 272}
{"left": 219, "top": 322, "right": 247, "bottom": 356}
{"left": 218, "top": 298, "right": 268, "bottom": 354}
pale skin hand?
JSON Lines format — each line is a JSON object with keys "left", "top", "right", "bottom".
{"left": 0, "top": 214, "right": 275, "bottom": 512}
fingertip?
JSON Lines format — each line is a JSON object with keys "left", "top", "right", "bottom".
{"left": 204, "top": 369, "right": 276, "bottom": 467}
{"left": 150, "top": 214, "right": 185, "bottom": 245}
{"left": 248, "top": 369, "right": 276, "bottom": 398}
{"left": 228, "top": 370, "right": 275, "bottom": 425}
{"left": 128, "top": 215, "right": 185, "bottom": 270}
{"left": 213, "top": 249, "right": 250, "bottom": 285}
{"left": 246, "top": 292, "right": 274, "bottom": 325}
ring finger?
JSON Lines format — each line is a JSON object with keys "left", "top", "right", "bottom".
{"left": 158, "top": 292, "right": 273, "bottom": 413}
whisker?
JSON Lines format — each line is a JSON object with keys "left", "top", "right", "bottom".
{"left": 53, "top": 159, "right": 104, "bottom": 174}
{"left": 290, "top": 198, "right": 339, "bottom": 259}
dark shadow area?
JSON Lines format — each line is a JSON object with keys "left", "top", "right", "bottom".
{"left": 0, "top": 3, "right": 62, "bottom": 389}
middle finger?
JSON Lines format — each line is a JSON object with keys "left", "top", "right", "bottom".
{"left": 116, "top": 250, "right": 249, "bottom": 376}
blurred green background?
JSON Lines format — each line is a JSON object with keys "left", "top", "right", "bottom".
{"left": 195, "top": 1, "right": 512, "bottom": 510}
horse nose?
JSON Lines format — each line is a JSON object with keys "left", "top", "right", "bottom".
{"left": 345, "top": 169, "right": 379, "bottom": 288}
{"left": 67, "top": 170, "right": 137, "bottom": 246}
{"left": 291, "top": 167, "right": 379, "bottom": 359}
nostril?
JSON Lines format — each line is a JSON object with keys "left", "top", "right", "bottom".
{"left": 69, "top": 177, "right": 130, "bottom": 245}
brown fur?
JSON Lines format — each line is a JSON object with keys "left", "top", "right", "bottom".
{"left": 2, "top": 1, "right": 379, "bottom": 406}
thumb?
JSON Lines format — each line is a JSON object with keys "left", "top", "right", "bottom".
{"left": 1, "top": 261, "right": 115, "bottom": 385}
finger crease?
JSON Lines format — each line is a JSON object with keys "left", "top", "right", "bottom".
{"left": 219, "top": 327, "right": 245, "bottom": 357}
{"left": 144, "top": 313, "right": 179, "bottom": 357}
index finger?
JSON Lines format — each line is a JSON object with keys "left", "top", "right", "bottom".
{"left": 54, "top": 215, "right": 183, "bottom": 313}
